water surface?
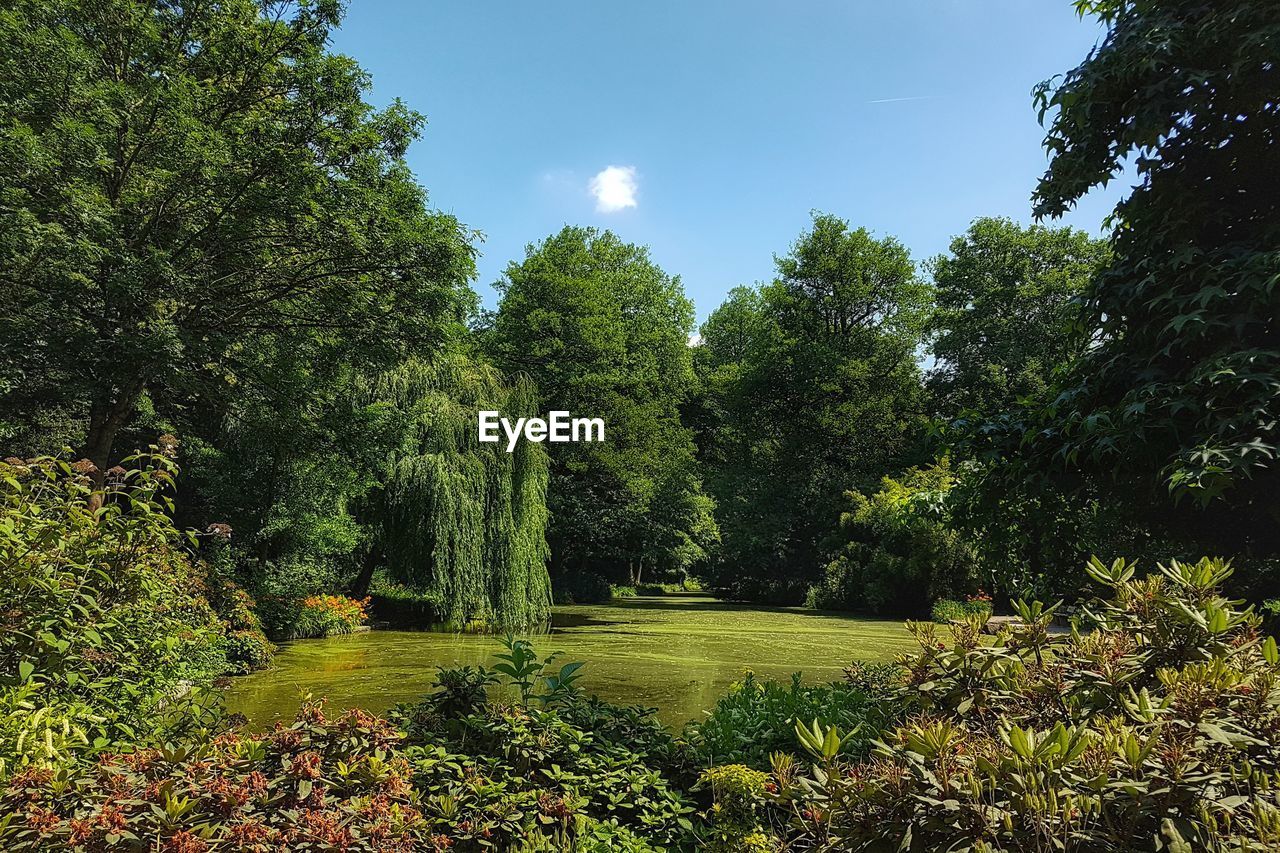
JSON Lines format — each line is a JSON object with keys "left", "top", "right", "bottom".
{"left": 223, "top": 593, "right": 916, "bottom": 727}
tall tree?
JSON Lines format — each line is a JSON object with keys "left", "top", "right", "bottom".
{"left": 360, "top": 356, "right": 553, "bottom": 629}
{"left": 695, "top": 214, "right": 931, "bottom": 601}
{"left": 486, "top": 226, "right": 714, "bottom": 588}
{"left": 948, "top": 0, "right": 1280, "bottom": 596}
{"left": 927, "top": 218, "right": 1108, "bottom": 417}
{"left": 0, "top": 0, "right": 475, "bottom": 484}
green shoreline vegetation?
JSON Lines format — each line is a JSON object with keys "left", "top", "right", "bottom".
{"left": 2, "top": 0, "right": 1278, "bottom": 849}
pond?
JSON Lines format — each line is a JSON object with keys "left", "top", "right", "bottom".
{"left": 223, "top": 593, "right": 918, "bottom": 728}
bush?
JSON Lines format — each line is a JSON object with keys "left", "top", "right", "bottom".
{"left": 754, "top": 557, "right": 1280, "bottom": 851}
{"left": 807, "top": 461, "right": 981, "bottom": 615}
{"left": 368, "top": 578, "right": 445, "bottom": 627}
{"left": 611, "top": 584, "right": 638, "bottom": 599}
{"left": 260, "top": 593, "right": 369, "bottom": 640}
{"left": 389, "top": 639, "right": 701, "bottom": 849}
{"left": 699, "top": 764, "right": 776, "bottom": 852}
{"left": 635, "top": 583, "right": 666, "bottom": 595}
{"left": 0, "top": 451, "right": 230, "bottom": 775}
{"left": 0, "top": 700, "right": 457, "bottom": 852}
{"left": 553, "top": 571, "right": 612, "bottom": 605}
{"left": 686, "top": 671, "right": 897, "bottom": 770}
{"left": 929, "top": 593, "right": 993, "bottom": 624}
{"left": 223, "top": 629, "right": 275, "bottom": 675}
{"left": 202, "top": 553, "right": 275, "bottom": 673}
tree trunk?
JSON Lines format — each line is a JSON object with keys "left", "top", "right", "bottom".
{"left": 82, "top": 378, "right": 145, "bottom": 511}
{"left": 350, "top": 546, "right": 381, "bottom": 597}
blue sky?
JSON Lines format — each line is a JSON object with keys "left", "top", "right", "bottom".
{"left": 331, "top": 1, "right": 1125, "bottom": 325}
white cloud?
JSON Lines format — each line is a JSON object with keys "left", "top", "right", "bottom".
{"left": 687, "top": 332, "right": 702, "bottom": 347}
{"left": 589, "top": 165, "right": 638, "bottom": 213}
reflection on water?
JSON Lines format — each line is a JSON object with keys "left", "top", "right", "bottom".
{"left": 222, "top": 593, "right": 916, "bottom": 728}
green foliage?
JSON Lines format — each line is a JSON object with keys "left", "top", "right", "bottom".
{"left": 695, "top": 213, "right": 931, "bottom": 602}
{"left": 699, "top": 764, "right": 778, "bottom": 852}
{"left": 0, "top": 452, "right": 228, "bottom": 775}
{"left": 930, "top": 595, "right": 993, "bottom": 624}
{"left": 486, "top": 226, "right": 717, "bottom": 589}
{"left": 927, "top": 217, "right": 1109, "bottom": 416}
{"left": 759, "top": 557, "right": 1280, "bottom": 850}
{"left": 391, "top": 640, "right": 700, "bottom": 849}
{"left": 367, "top": 576, "right": 448, "bottom": 628}
{"left": 488, "top": 635, "right": 585, "bottom": 707}
{"left": 554, "top": 571, "right": 613, "bottom": 605}
{"left": 957, "top": 0, "right": 1280, "bottom": 571}
{"left": 0, "top": 0, "right": 475, "bottom": 477}
{"left": 200, "top": 548, "right": 276, "bottom": 674}
{"left": 426, "top": 666, "right": 500, "bottom": 722}
{"left": 808, "top": 460, "right": 980, "bottom": 615}
{"left": 610, "top": 584, "right": 639, "bottom": 599}
{"left": 686, "top": 672, "right": 896, "bottom": 771}
{"left": 0, "top": 700, "right": 459, "bottom": 852}
{"left": 366, "top": 355, "right": 553, "bottom": 631}
{"left": 402, "top": 703, "right": 698, "bottom": 849}
{"left": 222, "top": 630, "right": 275, "bottom": 676}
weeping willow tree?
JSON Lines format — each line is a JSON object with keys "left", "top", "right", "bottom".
{"left": 367, "top": 356, "right": 552, "bottom": 630}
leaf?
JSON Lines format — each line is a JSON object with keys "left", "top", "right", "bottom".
{"left": 1160, "top": 818, "right": 1193, "bottom": 853}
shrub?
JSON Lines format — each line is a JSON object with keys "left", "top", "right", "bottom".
{"left": 368, "top": 578, "right": 445, "bottom": 627}
{"left": 763, "top": 557, "right": 1280, "bottom": 851}
{"left": 929, "top": 593, "right": 993, "bottom": 624}
{"left": 202, "top": 554, "right": 275, "bottom": 673}
{"left": 635, "top": 583, "right": 667, "bottom": 595}
{"left": 223, "top": 629, "right": 275, "bottom": 675}
{"left": 0, "top": 700, "right": 456, "bottom": 852}
{"left": 390, "top": 639, "right": 700, "bottom": 849}
{"left": 686, "top": 672, "right": 896, "bottom": 770}
{"left": 0, "top": 452, "right": 229, "bottom": 776}
{"left": 553, "top": 571, "right": 612, "bottom": 605}
{"left": 260, "top": 593, "right": 369, "bottom": 640}
{"left": 807, "top": 460, "right": 981, "bottom": 615}
{"left": 699, "top": 764, "right": 777, "bottom": 852}
{"left": 610, "top": 584, "right": 638, "bottom": 599}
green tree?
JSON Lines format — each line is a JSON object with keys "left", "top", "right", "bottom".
{"left": 0, "top": 0, "right": 475, "bottom": 489}
{"left": 696, "top": 213, "right": 931, "bottom": 601}
{"left": 806, "top": 459, "right": 979, "bottom": 616}
{"left": 486, "top": 226, "right": 714, "bottom": 588}
{"left": 927, "top": 217, "right": 1108, "bottom": 416}
{"left": 944, "top": 0, "right": 1280, "bottom": 599}
{"left": 355, "top": 355, "right": 553, "bottom": 630}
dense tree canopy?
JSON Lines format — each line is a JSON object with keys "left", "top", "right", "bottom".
{"left": 0, "top": 0, "right": 475, "bottom": 479}
{"left": 695, "top": 214, "right": 931, "bottom": 601}
{"left": 927, "top": 218, "right": 1108, "bottom": 417}
{"left": 486, "top": 226, "right": 715, "bottom": 589}
{"left": 952, "top": 0, "right": 1280, "bottom": 565}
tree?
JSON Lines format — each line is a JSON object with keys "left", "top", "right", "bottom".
{"left": 927, "top": 218, "right": 1108, "bottom": 417}
{"left": 946, "top": 0, "right": 1280, "bottom": 597}
{"left": 806, "top": 459, "right": 979, "bottom": 616}
{"left": 695, "top": 213, "right": 931, "bottom": 601}
{"left": 358, "top": 356, "right": 552, "bottom": 630}
{"left": 485, "top": 226, "right": 714, "bottom": 587}
{"left": 0, "top": 0, "right": 475, "bottom": 488}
